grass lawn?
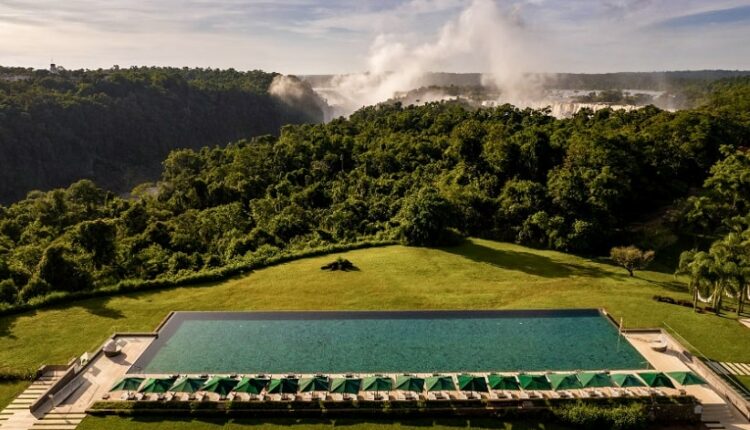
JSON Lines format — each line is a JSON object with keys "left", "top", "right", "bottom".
{"left": 78, "top": 417, "right": 571, "bottom": 430}
{"left": 0, "top": 380, "right": 29, "bottom": 410}
{"left": 1, "top": 238, "right": 748, "bottom": 376}
{"left": 736, "top": 375, "right": 750, "bottom": 391}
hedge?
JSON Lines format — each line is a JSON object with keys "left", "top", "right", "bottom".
{"left": 88, "top": 396, "right": 700, "bottom": 423}
{"left": 0, "top": 240, "right": 396, "bottom": 318}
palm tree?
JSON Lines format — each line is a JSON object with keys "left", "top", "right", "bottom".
{"left": 676, "top": 250, "right": 715, "bottom": 311}
{"left": 710, "top": 232, "right": 750, "bottom": 316}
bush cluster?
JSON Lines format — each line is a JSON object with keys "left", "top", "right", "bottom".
{"left": 552, "top": 402, "right": 648, "bottom": 430}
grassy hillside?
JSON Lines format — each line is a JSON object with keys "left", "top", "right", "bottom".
{"left": 1, "top": 238, "right": 747, "bottom": 376}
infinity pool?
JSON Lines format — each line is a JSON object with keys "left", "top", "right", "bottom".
{"left": 130, "top": 310, "right": 649, "bottom": 374}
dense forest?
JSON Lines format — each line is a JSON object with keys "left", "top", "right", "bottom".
{"left": 0, "top": 76, "right": 749, "bottom": 310}
{"left": 0, "top": 66, "right": 327, "bottom": 203}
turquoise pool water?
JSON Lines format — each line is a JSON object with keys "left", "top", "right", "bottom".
{"left": 131, "top": 310, "right": 649, "bottom": 374}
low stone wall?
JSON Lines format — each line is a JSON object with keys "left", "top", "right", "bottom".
{"left": 29, "top": 365, "right": 77, "bottom": 412}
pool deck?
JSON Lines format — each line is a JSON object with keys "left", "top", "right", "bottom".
{"left": 4, "top": 315, "right": 750, "bottom": 430}
{"left": 626, "top": 332, "right": 750, "bottom": 430}
{"left": 0, "top": 336, "right": 154, "bottom": 430}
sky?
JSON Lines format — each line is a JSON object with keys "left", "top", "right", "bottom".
{"left": 1, "top": 0, "right": 750, "bottom": 74}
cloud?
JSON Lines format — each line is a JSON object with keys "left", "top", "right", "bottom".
{"left": 0, "top": 0, "right": 748, "bottom": 73}
{"left": 653, "top": 5, "right": 750, "bottom": 29}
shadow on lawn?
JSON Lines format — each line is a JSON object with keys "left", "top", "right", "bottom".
{"left": 440, "top": 241, "right": 624, "bottom": 279}
{"left": 0, "top": 309, "right": 28, "bottom": 340}
{"left": 78, "top": 297, "right": 126, "bottom": 319}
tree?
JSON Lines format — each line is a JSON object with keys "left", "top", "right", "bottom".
{"left": 610, "top": 246, "right": 655, "bottom": 277}
{"left": 676, "top": 250, "right": 715, "bottom": 311}
{"left": 72, "top": 220, "right": 117, "bottom": 268}
{"left": 675, "top": 233, "right": 750, "bottom": 315}
{"left": 708, "top": 232, "right": 750, "bottom": 316}
{"left": 397, "top": 188, "right": 455, "bottom": 246}
{"left": 35, "top": 244, "right": 93, "bottom": 293}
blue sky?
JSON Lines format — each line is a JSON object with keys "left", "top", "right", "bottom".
{"left": 0, "top": 0, "right": 749, "bottom": 73}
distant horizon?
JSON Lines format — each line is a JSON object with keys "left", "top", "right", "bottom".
{"left": 4, "top": 64, "right": 750, "bottom": 76}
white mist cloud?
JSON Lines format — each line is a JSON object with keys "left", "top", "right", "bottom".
{"left": 324, "top": 0, "right": 545, "bottom": 116}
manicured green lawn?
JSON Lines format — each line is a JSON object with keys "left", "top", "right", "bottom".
{"left": 736, "top": 375, "right": 750, "bottom": 392}
{"left": 1, "top": 238, "right": 748, "bottom": 375}
{"left": 0, "top": 380, "right": 29, "bottom": 410}
{"left": 78, "top": 416, "right": 571, "bottom": 430}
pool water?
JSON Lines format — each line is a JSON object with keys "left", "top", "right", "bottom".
{"left": 130, "top": 310, "right": 649, "bottom": 374}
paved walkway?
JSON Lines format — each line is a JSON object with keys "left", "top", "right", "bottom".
{"left": 626, "top": 332, "right": 750, "bottom": 430}
{"left": 0, "top": 370, "right": 84, "bottom": 430}
{"left": 0, "top": 336, "right": 153, "bottom": 430}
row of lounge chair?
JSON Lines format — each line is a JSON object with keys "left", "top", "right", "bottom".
{"left": 108, "top": 371, "right": 687, "bottom": 403}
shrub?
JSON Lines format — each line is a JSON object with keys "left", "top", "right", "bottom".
{"left": 0, "top": 279, "right": 18, "bottom": 304}
{"left": 18, "top": 276, "right": 51, "bottom": 302}
{"left": 552, "top": 402, "right": 648, "bottom": 430}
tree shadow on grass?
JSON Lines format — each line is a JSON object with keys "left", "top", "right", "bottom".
{"left": 640, "top": 277, "right": 686, "bottom": 294}
{"left": 0, "top": 309, "right": 30, "bottom": 340}
{"left": 76, "top": 296, "right": 126, "bottom": 319}
{"left": 439, "top": 240, "right": 625, "bottom": 280}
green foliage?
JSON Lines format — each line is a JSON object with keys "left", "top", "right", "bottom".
{"left": 610, "top": 246, "right": 655, "bottom": 277}
{"left": 36, "top": 244, "right": 93, "bottom": 292}
{"left": 18, "top": 276, "right": 50, "bottom": 302}
{"left": 0, "top": 77, "right": 749, "bottom": 308}
{"left": 397, "top": 188, "right": 454, "bottom": 246}
{"left": 677, "top": 230, "right": 750, "bottom": 315}
{"left": 0, "top": 67, "right": 326, "bottom": 203}
{"left": 552, "top": 402, "right": 648, "bottom": 430}
{"left": 0, "top": 279, "right": 17, "bottom": 304}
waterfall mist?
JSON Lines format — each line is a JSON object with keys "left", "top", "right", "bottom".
{"left": 320, "top": 0, "right": 546, "bottom": 119}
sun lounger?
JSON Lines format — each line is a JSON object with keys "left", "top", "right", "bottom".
{"left": 135, "top": 393, "right": 144, "bottom": 401}
{"left": 519, "top": 391, "right": 530, "bottom": 400}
